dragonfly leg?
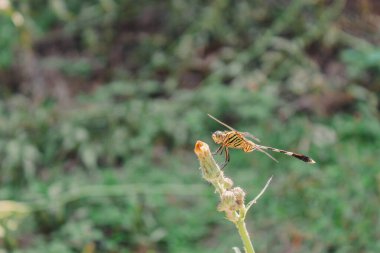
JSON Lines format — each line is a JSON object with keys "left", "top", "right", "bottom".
{"left": 220, "top": 147, "right": 230, "bottom": 169}
{"left": 212, "top": 145, "right": 223, "bottom": 155}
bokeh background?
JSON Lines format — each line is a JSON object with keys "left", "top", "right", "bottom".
{"left": 0, "top": 0, "right": 379, "bottom": 252}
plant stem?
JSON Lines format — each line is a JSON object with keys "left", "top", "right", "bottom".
{"left": 194, "top": 141, "right": 261, "bottom": 253}
{"left": 235, "top": 218, "right": 255, "bottom": 253}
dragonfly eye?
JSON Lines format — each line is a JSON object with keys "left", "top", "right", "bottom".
{"left": 212, "top": 131, "right": 224, "bottom": 144}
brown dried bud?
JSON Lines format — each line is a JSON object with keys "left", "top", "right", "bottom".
{"left": 232, "top": 187, "right": 246, "bottom": 207}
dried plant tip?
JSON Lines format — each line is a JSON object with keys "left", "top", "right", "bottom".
{"left": 194, "top": 140, "right": 222, "bottom": 182}
{"left": 194, "top": 140, "right": 206, "bottom": 155}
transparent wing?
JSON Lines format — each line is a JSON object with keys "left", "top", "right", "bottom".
{"left": 255, "top": 146, "right": 278, "bottom": 163}
{"left": 241, "top": 132, "right": 261, "bottom": 143}
{"left": 207, "top": 114, "right": 237, "bottom": 132}
{"left": 208, "top": 114, "right": 260, "bottom": 142}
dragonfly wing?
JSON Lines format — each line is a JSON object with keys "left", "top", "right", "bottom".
{"left": 207, "top": 114, "right": 237, "bottom": 131}
{"left": 242, "top": 132, "right": 261, "bottom": 143}
{"left": 208, "top": 114, "right": 261, "bottom": 142}
{"left": 255, "top": 146, "right": 278, "bottom": 163}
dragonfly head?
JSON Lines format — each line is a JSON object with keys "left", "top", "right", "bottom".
{"left": 212, "top": 131, "right": 225, "bottom": 144}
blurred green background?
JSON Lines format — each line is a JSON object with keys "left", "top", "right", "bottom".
{"left": 0, "top": 0, "right": 379, "bottom": 252}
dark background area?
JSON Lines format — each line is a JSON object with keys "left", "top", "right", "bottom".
{"left": 0, "top": 0, "right": 379, "bottom": 252}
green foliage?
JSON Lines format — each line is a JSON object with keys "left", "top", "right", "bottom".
{"left": 1, "top": 80, "right": 379, "bottom": 252}
{"left": 0, "top": 83, "right": 280, "bottom": 185}
{"left": 0, "top": 0, "right": 380, "bottom": 253}
{"left": 341, "top": 47, "right": 380, "bottom": 86}
{"left": 0, "top": 14, "right": 19, "bottom": 68}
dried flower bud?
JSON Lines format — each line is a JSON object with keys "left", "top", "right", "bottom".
{"left": 222, "top": 177, "right": 234, "bottom": 189}
{"left": 194, "top": 141, "right": 222, "bottom": 182}
{"left": 232, "top": 187, "right": 246, "bottom": 207}
{"left": 220, "top": 190, "right": 238, "bottom": 212}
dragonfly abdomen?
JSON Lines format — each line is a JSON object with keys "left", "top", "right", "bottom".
{"left": 257, "top": 145, "right": 315, "bottom": 163}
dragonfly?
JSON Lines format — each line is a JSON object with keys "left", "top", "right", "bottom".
{"left": 208, "top": 114, "right": 315, "bottom": 168}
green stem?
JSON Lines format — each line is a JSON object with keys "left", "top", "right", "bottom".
{"left": 235, "top": 218, "right": 255, "bottom": 253}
